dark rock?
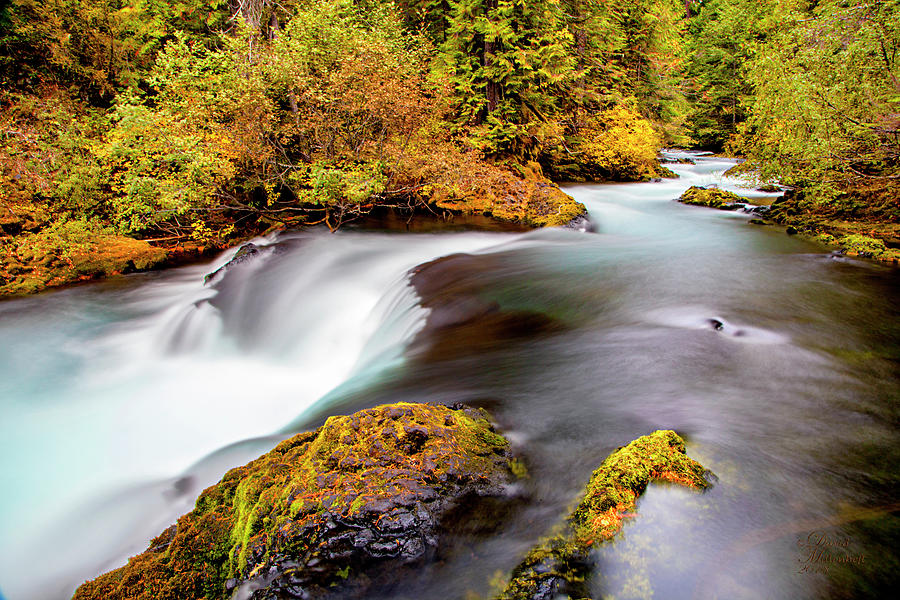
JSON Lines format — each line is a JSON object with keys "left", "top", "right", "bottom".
{"left": 786, "top": 226, "right": 798, "bottom": 235}
{"left": 745, "top": 204, "right": 771, "bottom": 216}
{"left": 408, "top": 252, "right": 563, "bottom": 360}
{"left": 204, "top": 243, "right": 263, "bottom": 285}
{"left": 563, "top": 213, "right": 596, "bottom": 233}
{"left": 749, "top": 219, "right": 767, "bottom": 225}
{"left": 659, "top": 157, "right": 696, "bottom": 165}
{"left": 74, "top": 403, "right": 517, "bottom": 600}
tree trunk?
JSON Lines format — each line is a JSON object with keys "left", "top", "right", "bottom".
{"left": 268, "top": 13, "right": 300, "bottom": 125}
{"left": 484, "top": 0, "right": 500, "bottom": 115}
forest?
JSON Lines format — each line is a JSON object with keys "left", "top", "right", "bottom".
{"left": 1, "top": 0, "right": 898, "bottom": 295}
{"left": 2, "top": 3, "right": 900, "bottom": 600}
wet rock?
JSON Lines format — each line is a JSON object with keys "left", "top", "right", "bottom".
{"left": 563, "top": 213, "right": 596, "bottom": 233}
{"left": 660, "top": 157, "right": 696, "bottom": 165}
{"left": 749, "top": 219, "right": 767, "bottom": 225}
{"left": 204, "top": 243, "right": 263, "bottom": 285}
{"left": 495, "top": 430, "right": 713, "bottom": 600}
{"left": 408, "top": 252, "right": 563, "bottom": 360}
{"left": 74, "top": 403, "right": 517, "bottom": 600}
{"left": 677, "top": 186, "right": 749, "bottom": 209}
{"left": 744, "top": 204, "right": 771, "bottom": 216}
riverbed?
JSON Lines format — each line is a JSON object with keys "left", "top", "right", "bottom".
{"left": 1, "top": 153, "right": 897, "bottom": 599}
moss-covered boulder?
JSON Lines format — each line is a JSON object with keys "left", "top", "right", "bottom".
{"left": 496, "top": 430, "right": 711, "bottom": 600}
{"left": 419, "top": 158, "right": 586, "bottom": 228}
{"left": 1, "top": 228, "right": 167, "bottom": 297}
{"left": 75, "top": 403, "right": 517, "bottom": 600}
{"left": 678, "top": 186, "right": 748, "bottom": 210}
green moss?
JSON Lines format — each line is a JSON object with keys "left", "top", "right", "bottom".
{"left": 495, "top": 534, "right": 590, "bottom": 600}
{"left": 429, "top": 162, "right": 586, "bottom": 228}
{"left": 763, "top": 186, "right": 900, "bottom": 264}
{"left": 1, "top": 225, "right": 167, "bottom": 297}
{"left": 678, "top": 186, "right": 748, "bottom": 209}
{"left": 571, "top": 430, "right": 710, "bottom": 545}
{"left": 494, "top": 430, "right": 712, "bottom": 600}
{"left": 75, "top": 403, "right": 514, "bottom": 600}
{"left": 655, "top": 165, "right": 679, "bottom": 179}
{"left": 509, "top": 458, "right": 529, "bottom": 480}
{"left": 836, "top": 234, "right": 888, "bottom": 258}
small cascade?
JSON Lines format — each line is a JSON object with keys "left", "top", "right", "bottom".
{"left": 0, "top": 228, "right": 513, "bottom": 600}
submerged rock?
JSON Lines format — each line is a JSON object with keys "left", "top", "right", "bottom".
{"left": 563, "top": 213, "right": 596, "bottom": 233}
{"left": 744, "top": 204, "right": 771, "bottom": 217}
{"left": 408, "top": 253, "right": 563, "bottom": 360}
{"left": 74, "top": 403, "right": 517, "bottom": 600}
{"left": 204, "top": 243, "right": 263, "bottom": 285}
{"left": 495, "top": 430, "right": 712, "bottom": 600}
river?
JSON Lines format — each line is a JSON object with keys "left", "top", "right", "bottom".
{"left": 0, "top": 153, "right": 897, "bottom": 599}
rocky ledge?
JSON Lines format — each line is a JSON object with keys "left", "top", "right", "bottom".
{"left": 74, "top": 403, "right": 517, "bottom": 600}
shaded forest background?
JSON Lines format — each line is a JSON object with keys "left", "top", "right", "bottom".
{"left": 1, "top": 0, "right": 898, "bottom": 293}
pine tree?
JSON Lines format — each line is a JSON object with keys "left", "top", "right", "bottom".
{"left": 437, "top": 0, "right": 575, "bottom": 157}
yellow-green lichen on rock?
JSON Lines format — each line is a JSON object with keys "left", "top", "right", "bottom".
{"left": 495, "top": 430, "right": 712, "bottom": 600}
{"left": 428, "top": 161, "right": 586, "bottom": 227}
{"left": 74, "top": 402, "right": 517, "bottom": 600}
{"left": 678, "top": 186, "right": 748, "bottom": 209}
{"left": 1, "top": 225, "right": 167, "bottom": 297}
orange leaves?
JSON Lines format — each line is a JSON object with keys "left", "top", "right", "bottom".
{"left": 572, "top": 430, "right": 711, "bottom": 546}
{"left": 652, "top": 468, "right": 702, "bottom": 489}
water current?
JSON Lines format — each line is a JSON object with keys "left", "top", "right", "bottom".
{"left": 0, "top": 153, "right": 897, "bottom": 599}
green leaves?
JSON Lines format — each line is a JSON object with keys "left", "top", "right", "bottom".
{"left": 741, "top": 0, "right": 900, "bottom": 193}
{"left": 436, "top": 0, "right": 576, "bottom": 157}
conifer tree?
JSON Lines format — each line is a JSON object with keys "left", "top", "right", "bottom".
{"left": 437, "top": 0, "right": 575, "bottom": 157}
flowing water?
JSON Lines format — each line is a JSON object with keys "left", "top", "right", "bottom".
{"left": 0, "top": 153, "right": 897, "bottom": 599}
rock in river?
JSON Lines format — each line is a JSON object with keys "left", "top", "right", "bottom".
{"left": 74, "top": 403, "right": 517, "bottom": 600}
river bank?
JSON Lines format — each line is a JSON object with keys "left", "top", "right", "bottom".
{"left": 675, "top": 183, "right": 900, "bottom": 265}
{"left": 1, "top": 154, "right": 684, "bottom": 299}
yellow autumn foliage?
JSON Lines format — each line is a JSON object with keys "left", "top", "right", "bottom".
{"left": 580, "top": 106, "right": 662, "bottom": 181}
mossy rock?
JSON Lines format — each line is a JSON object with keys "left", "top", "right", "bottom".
{"left": 429, "top": 163, "right": 586, "bottom": 228}
{"left": 75, "top": 403, "right": 517, "bottom": 600}
{"left": 495, "top": 430, "right": 712, "bottom": 600}
{"left": 835, "top": 234, "right": 888, "bottom": 258}
{"left": 1, "top": 231, "right": 167, "bottom": 297}
{"left": 678, "top": 186, "right": 747, "bottom": 209}
{"left": 655, "top": 165, "right": 679, "bottom": 179}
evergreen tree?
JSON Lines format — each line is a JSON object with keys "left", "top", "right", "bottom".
{"left": 437, "top": 0, "right": 575, "bottom": 157}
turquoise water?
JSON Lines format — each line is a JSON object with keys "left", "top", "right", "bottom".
{"left": 1, "top": 153, "right": 897, "bottom": 599}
